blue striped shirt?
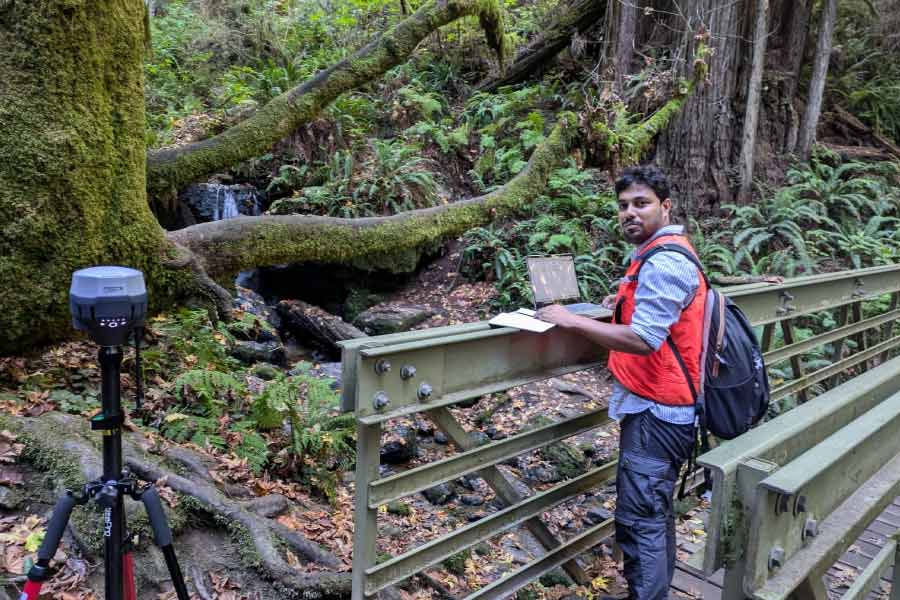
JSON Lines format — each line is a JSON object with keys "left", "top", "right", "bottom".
{"left": 608, "top": 225, "right": 699, "bottom": 425}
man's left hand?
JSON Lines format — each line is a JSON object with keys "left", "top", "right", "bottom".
{"left": 535, "top": 304, "right": 577, "bottom": 328}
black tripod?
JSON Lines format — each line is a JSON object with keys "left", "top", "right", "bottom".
{"left": 23, "top": 346, "right": 190, "bottom": 600}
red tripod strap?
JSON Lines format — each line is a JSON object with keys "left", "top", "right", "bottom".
{"left": 21, "top": 580, "right": 42, "bottom": 600}
{"left": 124, "top": 553, "right": 137, "bottom": 600}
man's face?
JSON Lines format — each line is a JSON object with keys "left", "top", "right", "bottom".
{"left": 617, "top": 182, "right": 672, "bottom": 245}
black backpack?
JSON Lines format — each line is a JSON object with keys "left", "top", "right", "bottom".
{"left": 635, "top": 244, "right": 770, "bottom": 442}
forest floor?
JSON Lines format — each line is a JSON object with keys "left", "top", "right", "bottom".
{"left": 2, "top": 245, "right": 885, "bottom": 599}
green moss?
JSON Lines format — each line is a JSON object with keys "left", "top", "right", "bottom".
{"left": 147, "top": 0, "right": 515, "bottom": 197}
{"left": 442, "top": 548, "right": 471, "bottom": 575}
{"left": 0, "top": 0, "right": 183, "bottom": 354}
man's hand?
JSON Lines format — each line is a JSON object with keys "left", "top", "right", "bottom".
{"left": 602, "top": 294, "right": 617, "bottom": 309}
{"left": 535, "top": 304, "right": 578, "bottom": 328}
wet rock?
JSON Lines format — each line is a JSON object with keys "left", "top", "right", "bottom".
{"left": 457, "top": 475, "right": 479, "bottom": 491}
{"left": 231, "top": 340, "right": 286, "bottom": 366}
{"left": 380, "top": 426, "right": 417, "bottom": 464}
{"left": 485, "top": 426, "right": 507, "bottom": 440}
{"left": 380, "top": 441, "right": 413, "bottom": 465}
{"left": 460, "top": 494, "right": 484, "bottom": 506}
{"left": 233, "top": 286, "right": 281, "bottom": 333}
{"left": 540, "top": 442, "right": 587, "bottom": 479}
{"left": 467, "top": 512, "right": 486, "bottom": 522}
{"left": 252, "top": 363, "right": 279, "bottom": 381}
{"left": 415, "top": 418, "right": 435, "bottom": 437}
{"left": 586, "top": 506, "right": 613, "bottom": 524}
{"left": 468, "top": 431, "right": 490, "bottom": 447}
{"left": 523, "top": 465, "right": 562, "bottom": 484}
{"left": 353, "top": 305, "right": 435, "bottom": 335}
{"left": 386, "top": 502, "right": 411, "bottom": 516}
{"left": 434, "top": 431, "right": 448, "bottom": 445}
{"left": 549, "top": 379, "right": 593, "bottom": 399}
{"left": 423, "top": 483, "right": 454, "bottom": 505}
{"left": 0, "top": 486, "right": 22, "bottom": 510}
{"left": 382, "top": 525, "right": 404, "bottom": 539}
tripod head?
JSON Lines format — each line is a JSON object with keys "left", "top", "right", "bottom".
{"left": 70, "top": 266, "right": 147, "bottom": 347}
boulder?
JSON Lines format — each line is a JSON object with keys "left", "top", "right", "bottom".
{"left": 231, "top": 340, "right": 286, "bottom": 366}
{"left": 422, "top": 483, "right": 454, "bottom": 505}
{"left": 353, "top": 305, "right": 435, "bottom": 335}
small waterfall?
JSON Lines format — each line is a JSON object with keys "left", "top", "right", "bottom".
{"left": 182, "top": 183, "right": 262, "bottom": 223}
{"left": 219, "top": 187, "right": 240, "bottom": 219}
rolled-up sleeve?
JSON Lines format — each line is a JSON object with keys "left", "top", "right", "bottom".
{"left": 629, "top": 253, "right": 699, "bottom": 352}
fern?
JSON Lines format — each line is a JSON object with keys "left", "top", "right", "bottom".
{"left": 174, "top": 369, "right": 246, "bottom": 417}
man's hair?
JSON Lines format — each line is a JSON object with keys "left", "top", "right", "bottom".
{"left": 614, "top": 165, "right": 671, "bottom": 202}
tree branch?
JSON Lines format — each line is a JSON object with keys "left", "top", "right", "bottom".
{"left": 166, "top": 115, "right": 578, "bottom": 280}
{"left": 146, "top": 0, "right": 511, "bottom": 199}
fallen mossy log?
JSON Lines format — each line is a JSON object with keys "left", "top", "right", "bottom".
{"left": 477, "top": 0, "right": 607, "bottom": 92}
{"left": 147, "top": 0, "right": 512, "bottom": 200}
{"left": 5, "top": 412, "right": 353, "bottom": 598}
{"left": 166, "top": 115, "right": 578, "bottom": 282}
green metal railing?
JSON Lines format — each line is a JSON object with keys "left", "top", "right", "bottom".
{"left": 343, "top": 264, "right": 900, "bottom": 599}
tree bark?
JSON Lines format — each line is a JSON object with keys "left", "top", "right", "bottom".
{"left": 656, "top": 0, "right": 750, "bottom": 213}
{"left": 147, "top": 0, "right": 511, "bottom": 199}
{"left": 737, "top": 0, "right": 770, "bottom": 203}
{"left": 614, "top": 0, "right": 640, "bottom": 93}
{"left": 0, "top": 0, "right": 183, "bottom": 355}
{"left": 796, "top": 0, "right": 837, "bottom": 159}
{"left": 478, "top": 0, "right": 606, "bottom": 92}
{"left": 0, "top": 0, "right": 511, "bottom": 355}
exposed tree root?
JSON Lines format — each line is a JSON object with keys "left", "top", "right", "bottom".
{"left": 6, "top": 412, "right": 353, "bottom": 598}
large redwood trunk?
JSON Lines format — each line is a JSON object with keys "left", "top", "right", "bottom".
{"left": 655, "top": 0, "right": 752, "bottom": 213}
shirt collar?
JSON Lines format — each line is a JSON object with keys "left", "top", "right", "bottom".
{"left": 632, "top": 224, "right": 685, "bottom": 258}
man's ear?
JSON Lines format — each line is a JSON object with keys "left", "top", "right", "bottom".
{"left": 661, "top": 197, "right": 673, "bottom": 215}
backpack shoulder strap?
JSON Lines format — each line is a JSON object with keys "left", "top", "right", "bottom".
{"left": 634, "top": 243, "right": 710, "bottom": 287}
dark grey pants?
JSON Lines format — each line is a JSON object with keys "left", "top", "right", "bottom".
{"left": 614, "top": 410, "right": 695, "bottom": 600}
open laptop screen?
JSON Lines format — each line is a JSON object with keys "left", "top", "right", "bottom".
{"left": 526, "top": 255, "right": 581, "bottom": 306}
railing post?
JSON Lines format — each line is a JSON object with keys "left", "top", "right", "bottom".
{"left": 352, "top": 420, "right": 382, "bottom": 600}
{"left": 722, "top": 458, "right": 778, "bottom": 599}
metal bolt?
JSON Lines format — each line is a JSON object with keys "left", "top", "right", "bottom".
{"left": 803, "top": 517, "right": 819, "bottom": 540}
{"left": 417, "top": 383, "right": 433, "bottom": 400}
{"left": 400, "top": 365, "right": 417, "bottom": 380}
{"left": 373, "top": 392, "right": 390, "bottom": 410}
{"left": 768, "top": 546, "right": 785, "bottom": 571}
{"left": 775, "top": 494, "right": 791, "bottom": 515}
{"left": 374, "top": 360, "right": 391, "bottom": 375}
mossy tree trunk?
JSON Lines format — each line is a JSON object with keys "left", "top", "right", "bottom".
{"left": 0, "top": 0, "right": 188, "bottom": 355}
{"left": 0, "top": 0, "right": 512, "bottom": 355}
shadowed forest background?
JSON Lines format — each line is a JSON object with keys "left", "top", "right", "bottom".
{"left": 0, "top": 0, "right": 899, "bottom": 597}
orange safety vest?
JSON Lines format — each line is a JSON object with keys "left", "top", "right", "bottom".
{"left": 608, "top": 234, "right": 706, "bottom": 406}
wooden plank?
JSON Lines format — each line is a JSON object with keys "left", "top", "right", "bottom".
{"left": 671, "top": 567, "right": 722, "bottom": 598}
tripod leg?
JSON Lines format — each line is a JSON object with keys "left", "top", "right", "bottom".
{"left": 123, "top": 553, "right": 137, "bottom": 600}
{"left": 141, "top": 487, "right": 190, "bottom": 600}
{"left": 23, "top": 492, "right": 78, "bottom": 600}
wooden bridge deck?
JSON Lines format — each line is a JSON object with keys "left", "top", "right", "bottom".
{"left": 670, "top": 498, "right": 900, "bottom": 599}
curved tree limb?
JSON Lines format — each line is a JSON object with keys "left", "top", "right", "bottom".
{"left": 166, "top": 114, "right": 579, "bottom": 281}
{"left": 147, "top": 0, "right": 511, "bottom": 199}
{"left": 477, "top": 0, "right": 607, "bottom": 93}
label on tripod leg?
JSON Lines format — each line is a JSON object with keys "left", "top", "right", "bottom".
{"left": 104, "top": 508, "right": 112, "bottom": 538}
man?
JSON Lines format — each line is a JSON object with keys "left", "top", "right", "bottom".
{"left": 537, "top": 165, "right": 701, "bottom": 600}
